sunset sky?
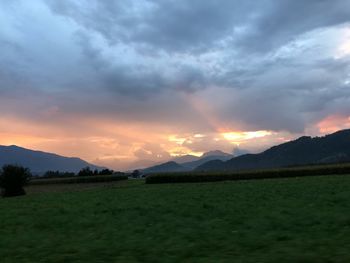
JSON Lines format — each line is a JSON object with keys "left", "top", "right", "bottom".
{"left": 1, "top": 0, "right": 350, "bottom": 170}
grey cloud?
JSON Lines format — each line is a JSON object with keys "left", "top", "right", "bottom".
{"left": 48, "top": 0, "right": 257, "bottom": 53}
{"left": 234, "top": 0, "right": 350, "bottom": 52}
{"left": 47, "top": 0, "right": 350, "bottom": 54}
{"left": 215, "top": 57, "right": 350, "bottom": 133}
{"left": 127, "top": 0, "right": 254, "bottom": 53}
{"left": 74, "top": 30, "right": 210, "bottom": 96}
{"left": 1, "top": 0, "right": 350, "bottom": 137}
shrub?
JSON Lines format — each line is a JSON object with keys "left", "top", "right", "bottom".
{"left": 0, "top": 165, "right": 32, "bottom": 197}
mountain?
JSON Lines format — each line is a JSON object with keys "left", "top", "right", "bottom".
{"left": 143, "top": 150, "right": 233, "bottom": 174}
{"left": 196, "top": 129, "right": 350, "bottom": 172}
{"left": 181, "top": 152, "right": 233, "bottom": 170}
{"left": 201, "top": 150, "right": 232, "bottom": 158}
{"left": 232, "top": 147, "right": 250, "bottom": 157}
{"left": 0, "top": 145, "right": 104, "bottom": 174}
{"left": 142, "top": 161, "right": 187, "bottom": 174}
{"left": 172, "top": 150, "right": 232, "bottom": 164}
{"left": 172, "top": 154, "right": 199, "bottom": 164}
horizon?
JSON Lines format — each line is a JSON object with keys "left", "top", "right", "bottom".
{"left": 1, "top": 1, "right": 350, "bottom": 170}
{"left": 0, "top": 143, "right": 234, "bottom": 170}
{"left": 1, "top": 128, "right": 349, "bottom": 172}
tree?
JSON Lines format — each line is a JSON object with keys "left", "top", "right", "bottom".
{"left": 44, "top": 170, "right": 60, "bottom": 178}
{"left": 78, "top": 167, "right": 94, "bottom": 177}
{"left": 99, "top": 169, "right": 114, "bottom": 175}
{"left": 131, "top": 170, "right": 140, "bottom": 178}
{"left": 44, "top": 170, "right": 76, "bottom": 178}
{"left": 0, "top": 165, "right": 32, "bottom": 197}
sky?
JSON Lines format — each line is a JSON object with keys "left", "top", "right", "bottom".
{"left": 1, "top": 0, "right": 350, "bottom": 170}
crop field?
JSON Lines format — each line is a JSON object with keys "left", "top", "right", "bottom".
{"left": 30, "top": 174, "right": 128, "bottom": 185}
{"left": 146, "top": 162, "right": 350, "bottom": 184}
{"left": 1, "top": 175, "right": 350, "bottom": 262}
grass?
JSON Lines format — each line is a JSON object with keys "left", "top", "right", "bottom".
{"left": 30, "top": 174, "right": 128, "bottom": 185}
{"left": 1, "top": 175, "right": 350, "bottom": 262}
{"left": 25, "top": 180, "right": 131, "bottom": 194}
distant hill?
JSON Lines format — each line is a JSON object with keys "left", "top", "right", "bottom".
{"left": 196, "top": 129, "right": 350, "bottom": 172}
{"left": 172, "top": 154, "right": 199, "bottom": 164}
{"left": 181, "top": 152, "right": 233, "bottom": 170}
{"left": 143, "top": 150, "right": 233, "bottom": 174}
{"left": 142, "top": 161, "right": 187, "bottom": 174}
{"left": 172, "top": 150, "right": 232, "bottom": 164}
{"left": 0, "top": 145, "right": 104, "bottom": 174}
{"left": 201, "top": 150, "right": 232, "bottom": 158}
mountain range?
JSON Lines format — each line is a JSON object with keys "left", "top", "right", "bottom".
{"left": 196, "top": 129, "right": 350, "bottom": 172}
{"left": 142, "top": 129, "right": 350, "bottom": 174}
{"left": 0, "top": 145, "right": 103, "bottom": 174}
{"left": 2, "top": 129, "right": 350, "bottom": 175}
{"left": 142, "top": 150, "right": 233, "bottom": 174}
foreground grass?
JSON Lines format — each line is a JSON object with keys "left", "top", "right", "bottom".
{"left": 1, "top": 176, "right": 350, "bottom": 262}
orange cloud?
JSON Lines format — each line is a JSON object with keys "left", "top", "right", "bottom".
{"left": 317, "top": 115, "right": 350, "bottom": 134}
{"left": 221, "top": 130, "right": 273, "bottom": 143}
{"left": 3, "top": 111, "right": 339, "bottom": 171}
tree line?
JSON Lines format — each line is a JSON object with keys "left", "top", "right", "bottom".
{"left": 43, "top": 167, "right": 115, "bottom": 178}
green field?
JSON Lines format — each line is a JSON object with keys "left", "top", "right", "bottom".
{"left": 1, "top": 176, "right": 350, "bottom": 262}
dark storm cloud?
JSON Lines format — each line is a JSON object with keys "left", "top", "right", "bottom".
{"left": 126, "top": 0, "right": 253, "bottom": 53}
{"left": 47, "top": 0, "right": 258, "bottom": 53}
{"left": 213, "top": 57, "right": 350, "bottom": 133}
{"left": 71, "top": 29, "right": 211, "bottom": 98}
{"left": 1, "top": 0, "right": 350, "bottom": 135}
{"left": 47, "top": 0, "right": 350, "bottom": 53}
{"left": 232, "top": 0, "right": 350, "bottom": 52}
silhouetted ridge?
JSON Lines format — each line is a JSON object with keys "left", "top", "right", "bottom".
{"left": 0, "top": 145, "right": 104, "bottom": 174}
{"left": 142, "top": 161, "right": 186, "bottom": 174}
{"left": 196, "top": 129, "right": 350, "bottom": 172}
{"left": 143, "top": 150, "right": 233, "bottom": 173}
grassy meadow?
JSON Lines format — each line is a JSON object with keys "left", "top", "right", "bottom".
{"left": 1, "top": 175, "right": 350, "bottom": 262}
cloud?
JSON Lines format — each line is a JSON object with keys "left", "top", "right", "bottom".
{"left": 47, "top": 0, "right": 252, "bottom": 53}
{"left": 47, "top": 0, "right": 350, "bottom": 54}
{"left": 236, "top": 0, "right": 350, "bottom": 52}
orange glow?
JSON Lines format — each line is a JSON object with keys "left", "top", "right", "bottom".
{"left": 183, "top": 92, "right": 227, "bottom": 132}
{"left": 317, "top": 115, "right": 350, "bottom": 134}
{"left": 168, "top": 135, "right": 187, "bottom": 145}
{"left": 0, "top": 112, "right": 315, "bottom": 171}
{"left": 170, "top": 150, "right": 203, "bottom": 157}
{"left": 222, "top": 130, "right": 272, "bottom": 142}
{"left": 0, "top": 132, "right": 58, "bottom": 146}
{"left": 0, "top": 114, "right": 210, "bottom": 169}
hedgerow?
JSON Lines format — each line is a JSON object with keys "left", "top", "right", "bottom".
{"left": 145, "top": 163, "right": 350, "bottom": 184}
